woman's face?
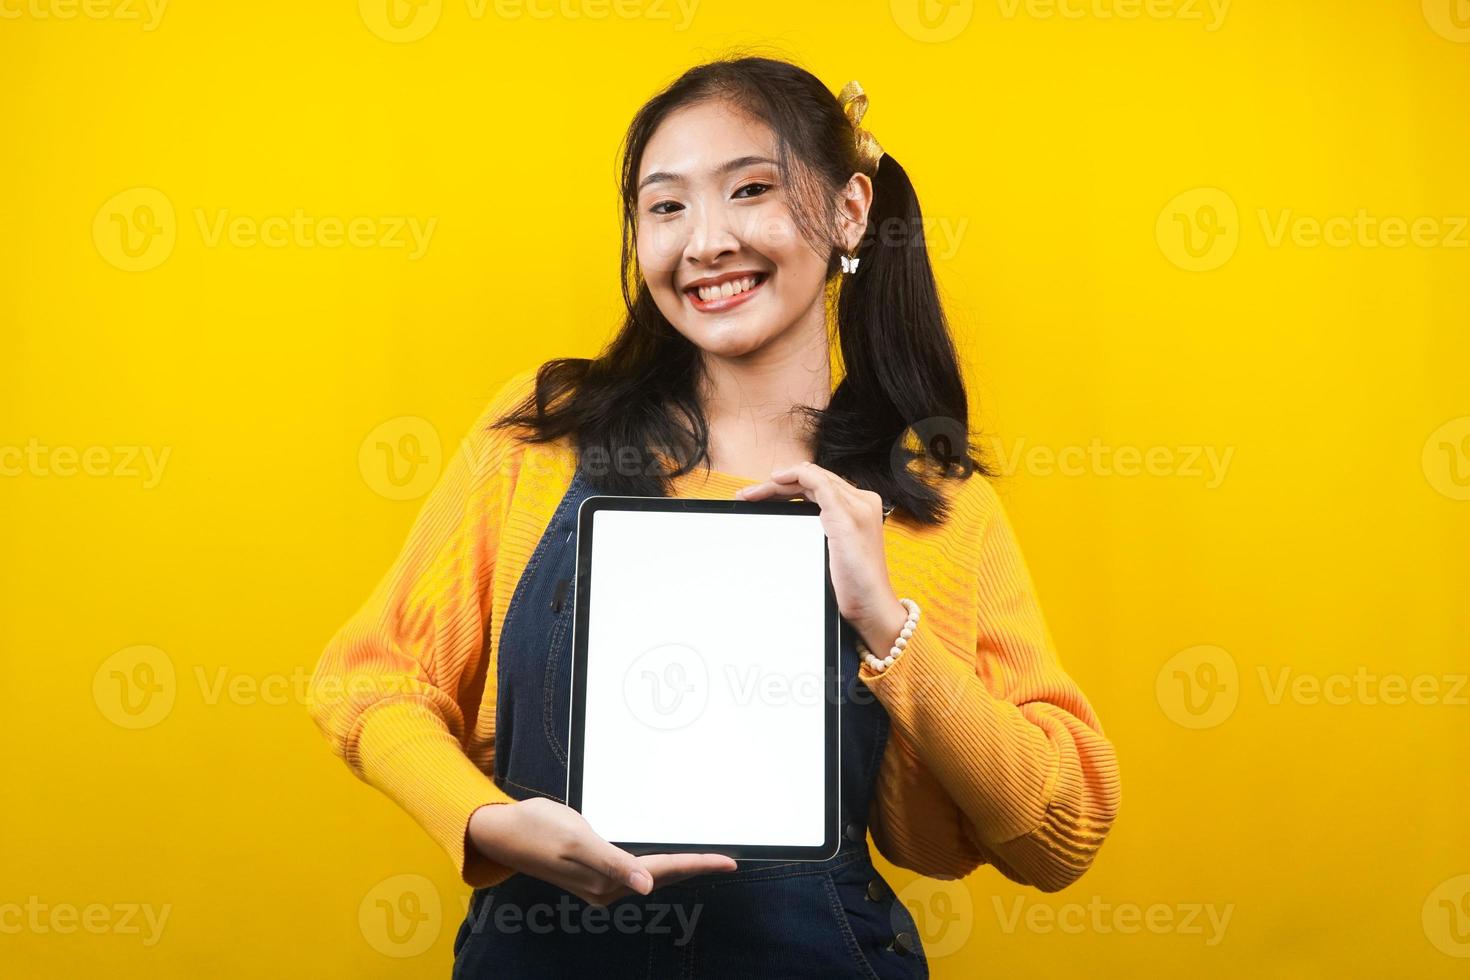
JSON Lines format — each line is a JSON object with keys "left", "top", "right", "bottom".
{"left": 634, "top": 99, "right": 846, "bottom": 359}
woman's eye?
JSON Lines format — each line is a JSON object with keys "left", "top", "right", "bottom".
{"left": 646, "top": 184, "right": 770, "bottom": 214}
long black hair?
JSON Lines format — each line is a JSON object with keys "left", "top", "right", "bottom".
{"left": 490, "top": 55, "right": 988, "bottom": 525}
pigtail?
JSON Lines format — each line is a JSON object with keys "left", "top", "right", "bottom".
{"left": 825, "top": 153, "right": 986, "bottom": 524}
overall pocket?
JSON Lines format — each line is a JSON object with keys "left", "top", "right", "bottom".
{"left": 824, "top": 859, "right": 930, "bottom": 980}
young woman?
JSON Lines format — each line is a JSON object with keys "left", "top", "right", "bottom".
{"left": 310, "top": 56, "right": 1120, "bottom": 979}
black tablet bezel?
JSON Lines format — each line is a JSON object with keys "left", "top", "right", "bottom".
{"left": 565, "top": 493, "right": 842, "bottom": 862}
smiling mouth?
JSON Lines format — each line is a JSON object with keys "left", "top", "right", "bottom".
{"left": 684, "top": 272, "right": 769, "bottom": 313}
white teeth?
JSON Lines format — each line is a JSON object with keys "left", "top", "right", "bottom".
{"left": 695, "top": 275, "right": 759, "bottom": 302}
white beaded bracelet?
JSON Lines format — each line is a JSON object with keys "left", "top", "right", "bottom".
{"left": 858, "top": 598, "right": 921, "bottom": 673}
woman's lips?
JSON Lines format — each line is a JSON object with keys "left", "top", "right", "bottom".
{"left": 684, "top": 273, "right": 768, "bottom": 313}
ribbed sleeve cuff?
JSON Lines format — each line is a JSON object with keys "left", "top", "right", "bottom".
{"left": 353, "top": 699, "right": 520, "bottom": 888}
{"left": 858, "top": 623, "right": 1052, "bottom": 845}
{"left": 985, "top": 717, "right": 1119, "bottom": 891}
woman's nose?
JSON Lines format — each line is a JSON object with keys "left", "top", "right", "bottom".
{"left": 685, "top": 201, "right": 741, "bottom": 265}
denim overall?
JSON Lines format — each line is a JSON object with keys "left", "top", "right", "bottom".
{"left": 452, "top": 469, "right": 929, "bottom": 979}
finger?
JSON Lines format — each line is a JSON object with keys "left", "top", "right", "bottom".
{"left": 643, "top": 871, "right": 729, "bottom": 891}
{"left": 552, "top": 857, "right": 634, "bottom": 902}
{"left": 766, "top": 462, "right": 848, "bottom": 512}
{"left": 734, "top": 478, "right": 807, "bottom": 501}
{"left": 640, "top": 852, "right": 739, "bottom": 884}
{"left": 642, "top": 852, "right": 738, "bottom": 874}
{"left": 647, "top": 859, "right": 741, "bottom": 889}
{"left": 571, "top": 881, "right": 632, "bottom": 908}
{"left": 567, "top": 834, "right": 654, "bottom": 896}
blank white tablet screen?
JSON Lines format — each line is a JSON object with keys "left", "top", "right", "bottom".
{"left": 579, "top": 508, "right": 829, "bottom": 847}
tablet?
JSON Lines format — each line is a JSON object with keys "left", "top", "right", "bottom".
{"left": 566, "top": 493, "right": 841, "bottom": 862}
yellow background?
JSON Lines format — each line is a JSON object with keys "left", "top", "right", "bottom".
{"left": 3, "top": 1, "right": 1468, "bottom": 976}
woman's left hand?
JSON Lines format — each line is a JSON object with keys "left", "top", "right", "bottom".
{"left": 735, "top": 462, "right": 908, "bottom": 656}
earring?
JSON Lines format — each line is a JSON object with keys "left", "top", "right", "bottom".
{"left": 840, "top": 252, "right": 860, "bottom": 274}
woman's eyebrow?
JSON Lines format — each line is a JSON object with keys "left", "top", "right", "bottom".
{"left": 637, "top": 155, "right": 778, "bottom": 192}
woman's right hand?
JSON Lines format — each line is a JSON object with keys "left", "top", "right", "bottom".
{"left": 467, "top": 797, "right": 738, "bottom": 907}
